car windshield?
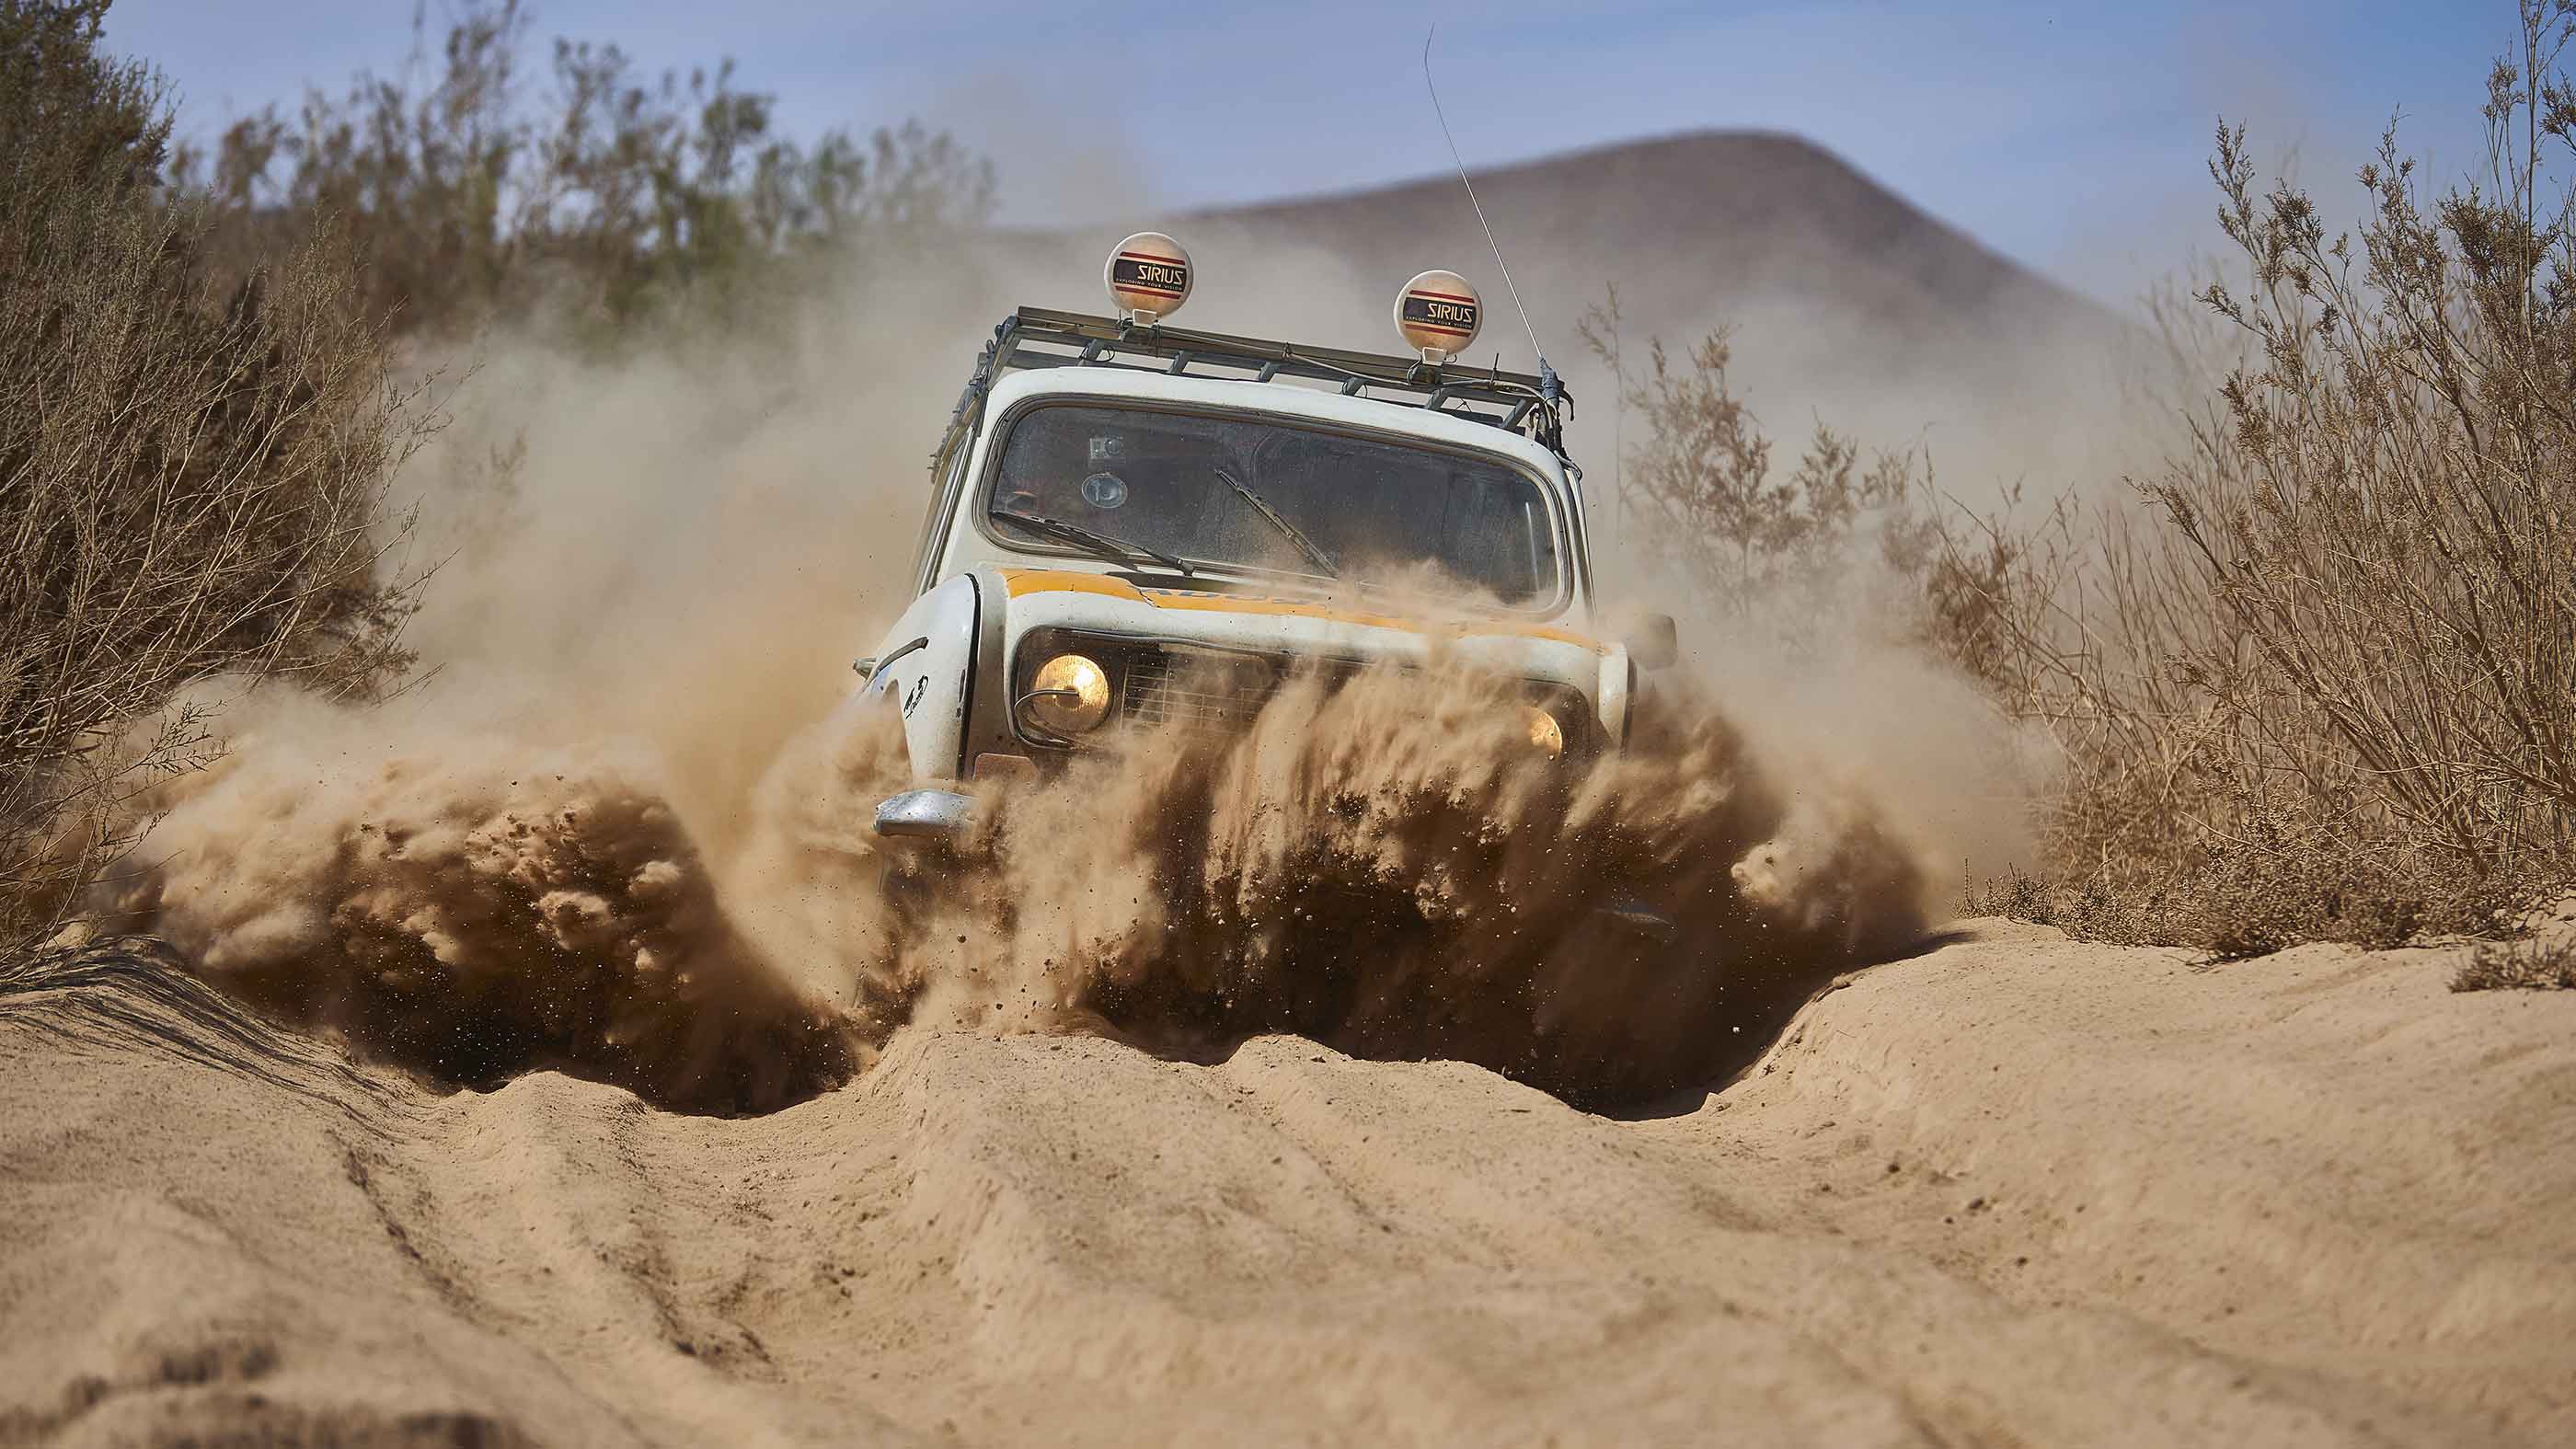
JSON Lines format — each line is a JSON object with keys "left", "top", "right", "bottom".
{"left": 984, "top": 404, "right": 1565, "bottom": 605}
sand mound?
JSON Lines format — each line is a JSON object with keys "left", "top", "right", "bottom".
{"left": 4, "top": 925, "right": 2570, "bottom": 1445}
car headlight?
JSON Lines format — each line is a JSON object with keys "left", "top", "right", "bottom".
{"left": 1024, "top": 652, "right": 1112, "bottom": 733}
{"left": 1518, "top": 703, "right": 1565, "bottom": 758}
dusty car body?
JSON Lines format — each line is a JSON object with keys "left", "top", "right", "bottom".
{"left": 845, "top": 300, "right": 1670, "bottom": 859}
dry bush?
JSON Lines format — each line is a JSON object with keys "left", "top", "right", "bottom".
{"left": 174, "top": 0, "right": 995, "bottom": 341}
{"left": 1577, "top": 286, "right": 1935, "bottom": 653}
{"left": 1, "top": 0, "right": 427, "bottom": 949}
{"left": 1928, "top": 1, "right": 2576, "bottom": 953}
{"left": 2453, "top": 935, "right": 2576, "bottom": 990}
{"left": 1959, "top": 865, "right": 2164, "bottom": 944}
{"left": 3, "top": 0, "right": 995, "bottom": 953}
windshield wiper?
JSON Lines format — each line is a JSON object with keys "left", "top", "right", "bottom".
{"left": 1213, "top": 467, "right": 1338, "bottom": 579}
{"left": 989, "top": 508, "right": 1192, "bottom": 577}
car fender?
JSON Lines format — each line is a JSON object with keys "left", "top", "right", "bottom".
{"left": 1597, "top": 644, "right": 1635, "bottom": 747}
{"left": 851, "top": 573, "right": 983, "bottom": 781}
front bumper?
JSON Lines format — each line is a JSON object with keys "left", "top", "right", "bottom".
{"left": 874, "top": 788, "right": 973, "bottom": 845}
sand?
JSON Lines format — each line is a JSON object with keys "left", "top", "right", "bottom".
{"left": 0, "top": 922, "right": 2568, "bottom": 1446}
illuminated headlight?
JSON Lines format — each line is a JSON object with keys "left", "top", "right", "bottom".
{"left": 1518, "top": 703, "right": 1566, "bottom": 758}
{"left": 1025, "top": 653, "right": 1112, "bottom": 734}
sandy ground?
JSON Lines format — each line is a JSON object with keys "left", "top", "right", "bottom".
{"left": 2, "top": 920, "right": 2570, "bottom": 1447}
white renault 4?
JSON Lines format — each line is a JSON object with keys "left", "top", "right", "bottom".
{"left": 852, "top": 235, "right": 1675, "bottom": 857}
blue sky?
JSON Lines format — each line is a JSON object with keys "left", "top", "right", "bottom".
{"left": 105, "top": 1, "right": 2512, "bottom": 306}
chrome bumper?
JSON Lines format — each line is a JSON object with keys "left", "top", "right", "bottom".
{"left": 874, "top": 788, "right": 973, "bottom": 845}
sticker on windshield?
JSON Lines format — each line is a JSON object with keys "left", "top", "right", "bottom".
{"left": 1081, "top": 472, "right": 1130, "bottom": 509}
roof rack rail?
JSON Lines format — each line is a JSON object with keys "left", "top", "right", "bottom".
{"left": 934, "top": 306, "right": 1572, "bottom": 471}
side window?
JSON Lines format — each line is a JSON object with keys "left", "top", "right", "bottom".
{"left": 914, "top": 435, "right": 973, "bottom": 591}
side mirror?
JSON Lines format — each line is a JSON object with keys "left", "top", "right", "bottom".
{"left": 1628, "top": 614, "right": 1679, "bottom": 671}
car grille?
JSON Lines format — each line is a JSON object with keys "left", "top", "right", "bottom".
{"left": 1121, "top": 649, "right": 1281, "bottom": 731}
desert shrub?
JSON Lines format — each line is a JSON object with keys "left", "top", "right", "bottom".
{"left": 2, "top": 0, "right": 996, "bottom": 952}
{"left": 1960, "top": 866, "right": 2166, "bottom": 944}
{"left": 1, "top": 0, "right": 426, "bottom": 949}
{"left": 2453, "top": 935, "right": 2576, "bottom": 990}
{"left": 174, "top": 0, "right": 995, "bottom": 342}
{"left": 1577, "top": 286, "right": 1935, "bottom": 653}
{"left": 1926, "top": 0, "right": 2576, "bottom": 952}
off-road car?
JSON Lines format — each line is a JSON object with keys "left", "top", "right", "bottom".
{"left": 846, "top": 238, "right": 1674, "bottom": 857}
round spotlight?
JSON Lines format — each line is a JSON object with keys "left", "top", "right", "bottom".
{"left": 1519, "top": 704, "right": 1566, "bottom": 758}
{"left": 1105, "top": 232, "right": 1191, "bottom": 323}
{"left": 1027, "top": 653, "right": 1111, "bottom": 734}
{"left": 1396, "top": 269, "right": 1483, "bottom": 363}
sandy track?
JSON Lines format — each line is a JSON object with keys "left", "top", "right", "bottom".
{"left": 3, "top": 923, "right": 2570, "bottom": 1446}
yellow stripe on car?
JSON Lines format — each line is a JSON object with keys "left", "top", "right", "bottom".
{"left": 997, "top": 569, "right": 1609, "bottom": 653}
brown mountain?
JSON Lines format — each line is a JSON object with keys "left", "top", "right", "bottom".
{"left": 1009, "top": 131, "right": 2134, "bottom": 487}
{"left": 1187, "top": 131, "right": 2114, "bottom": 359}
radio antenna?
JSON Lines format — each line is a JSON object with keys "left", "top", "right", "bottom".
{"left": 1421, "top": 25, "right": 1555, "bottom": 397}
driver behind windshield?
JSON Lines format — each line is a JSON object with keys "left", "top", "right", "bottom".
{"left": 998, "top": 418, "right": 1214, "bottom": 523}
{"left": 988, "top": 404, "right": 1559, "bottom": 603}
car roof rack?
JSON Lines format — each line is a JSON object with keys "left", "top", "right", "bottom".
{"left": 933, "top": 306, "right": 1573, "bottom": 472}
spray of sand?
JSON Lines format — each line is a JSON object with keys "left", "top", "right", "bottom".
{"left": 914, "top": 659, "right": 1928, "bottom": 1108}
{"left": 95, "top": 236, "right": 2019, "bottom": 1114}
{"left": 118, "top": 642, "right": 1927, "bottom": 1111}
{"left": 118, "top": 701, "right": 856, "bottom": 1113}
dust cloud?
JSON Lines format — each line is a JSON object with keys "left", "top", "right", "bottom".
{"left": 105, "top": 238, "right": 1976, "bottom": 1114}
